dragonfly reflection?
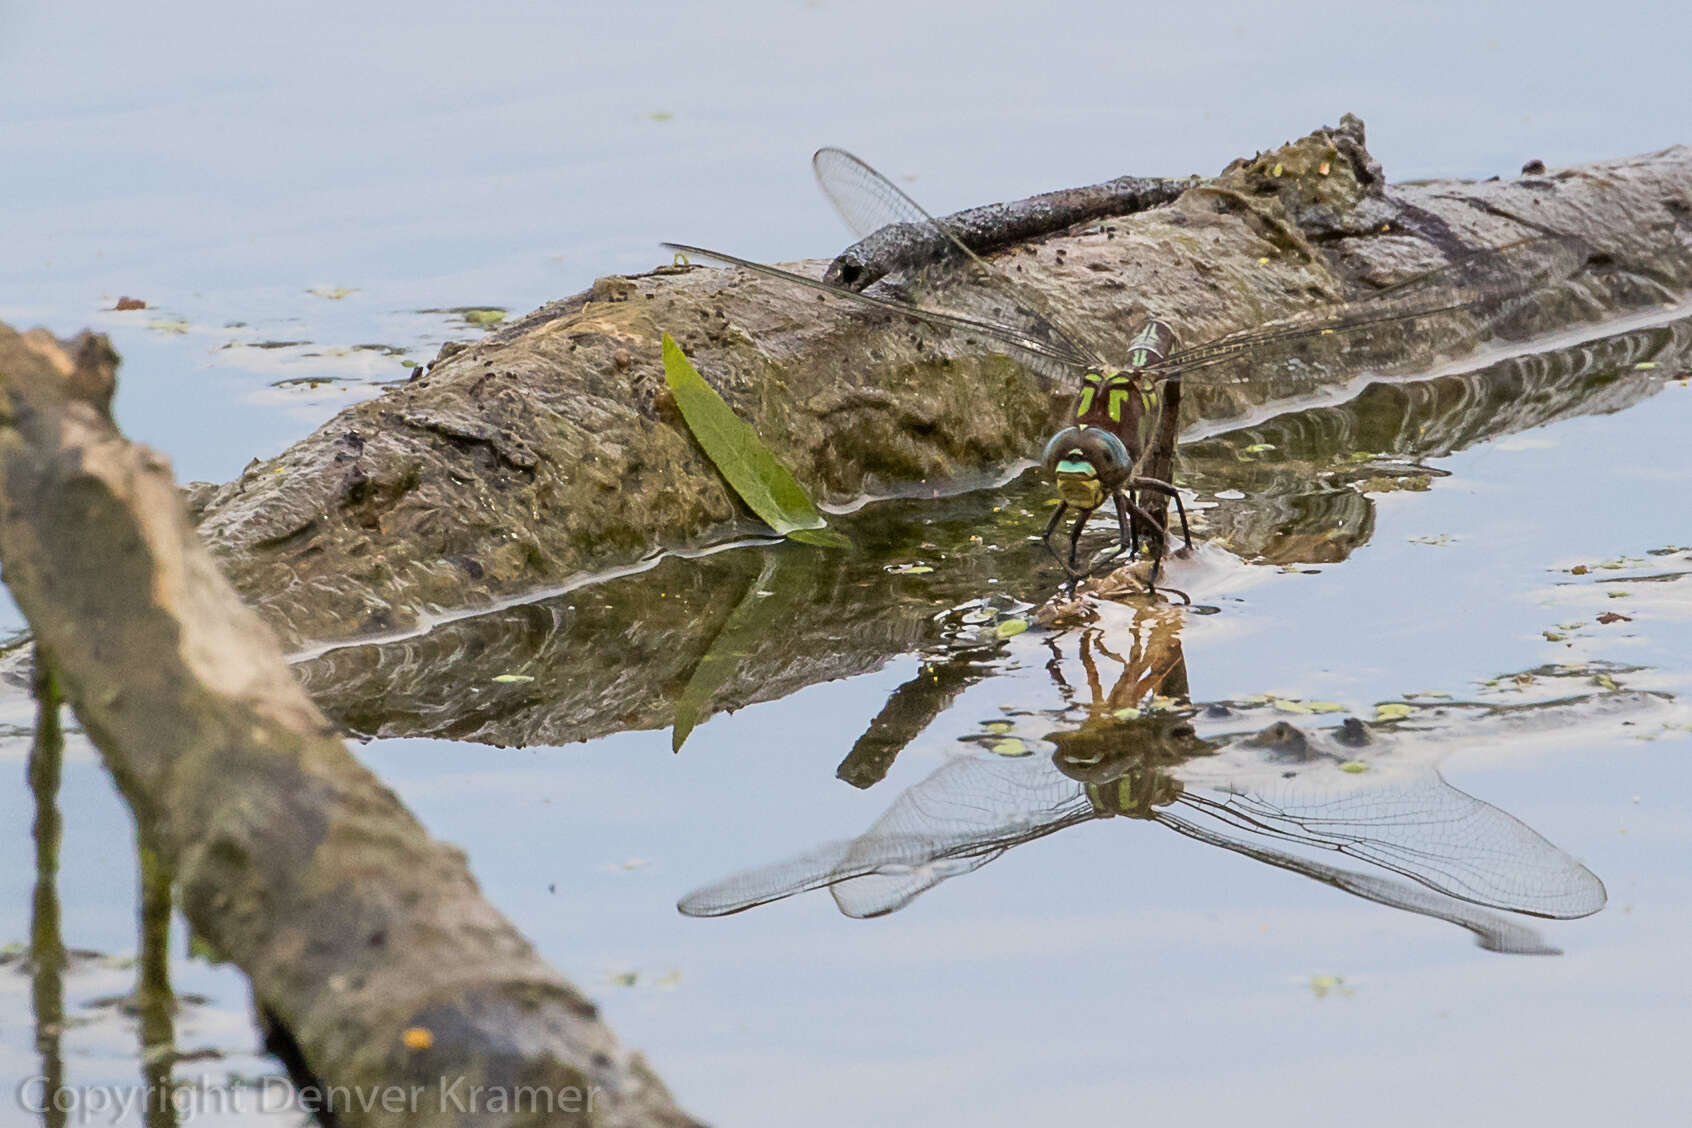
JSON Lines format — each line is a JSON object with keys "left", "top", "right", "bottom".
{"left": 679, "top": 606, "right": 1607, "bottom": 953}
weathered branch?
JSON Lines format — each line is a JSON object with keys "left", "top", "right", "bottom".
{"left": 0, "top": 327, "right": 701, "bottom": 1128}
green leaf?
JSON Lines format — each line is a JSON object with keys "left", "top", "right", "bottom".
{"left": 662, "top": 334, "right": 844, "bottom": 546}
{"left": 1374, "top": 703, "right": 1412, "bottom": 721}
{"left": 994, "top": 618, "right": 1029, "bottom": 639}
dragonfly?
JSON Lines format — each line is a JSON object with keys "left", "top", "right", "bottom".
{"left": 665, "top": 149, "right": 1586, "bottom": 588}
{"left": 675, "top": 716, "right": 1608, "bottom": 954}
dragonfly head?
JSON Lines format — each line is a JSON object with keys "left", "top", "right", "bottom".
{"left": 1041, "top": 426, "right": 1132, "bottom": 508}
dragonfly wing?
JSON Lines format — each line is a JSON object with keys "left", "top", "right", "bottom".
{"left": 810, "top": 148, "right": 1109, "bottom": 377}
{"left": 1156, "top": 812, "right": 1565, "bottom": 954}
{"left": 827, "top": 753, "right": 1093, "bottom": 917}
{"left": 1171, "top": 770, "right": 1606, "bottom": 919}
{"left": 677, "top": 753, "right": 1093, "bottom": 918}
{"left": 663, "top": 241, "right": 1091, "bottom": 382}
{"left": 1158, "top": 235, "right": 1588, "bottom": 384}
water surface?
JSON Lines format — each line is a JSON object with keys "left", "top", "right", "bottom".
{"left": 2, "top": 2, "right": 1690, "bottom": 1125}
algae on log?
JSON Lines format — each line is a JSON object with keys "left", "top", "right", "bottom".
{"left": 192, "top": 117, "right": 1692, "bottom": 649}
{"left": 0, "top": 326, "right": 701, "bottom": 1128}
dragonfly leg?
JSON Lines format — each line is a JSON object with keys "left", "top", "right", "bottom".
{"left": 1127, "top": 475, "right": 1193, "bottom": 552}
{"left": 1066, "top": 507, "right": 1090, "bottom": 575}
{"left": 1079, "top": 493, "right": 1133, "bottom": 575}
{"left": 1042, "top": 501, "right": 1090, "bottom": 579}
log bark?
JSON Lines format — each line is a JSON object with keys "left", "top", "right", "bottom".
{"left": 0, "top": 326, "right": 702, "bottom": 1128}
{"left": 189, "top": 117, "right": 1692, "bottom": 653}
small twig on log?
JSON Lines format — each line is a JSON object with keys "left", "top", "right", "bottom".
{"left": 823, "top": 173, "right": 1196, "bottom": 290}
{"left": 0, "top": 324, "right": 703, "bottom": 1128}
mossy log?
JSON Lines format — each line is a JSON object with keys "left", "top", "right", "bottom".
{"left": 192, "top": 118, "right": 1692, "bottom": 652}
{"left": 0, "top": 326, "right": 701, "bottom": 1128}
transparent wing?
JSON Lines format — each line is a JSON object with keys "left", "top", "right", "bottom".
{"left": 1168, "top": 770, "right": 1606, "bottom": 919}
{"left": 1159, "top": 235, "right": 1588, "bottom": 384}
{"left": 676, "top": 754, "right": 1093, "bottom": 918}
{"left": 811, "top": 147, "right": 1109, "bottom": 378}
{"left": 1156, "top": 812, "right": 1565, "bottom": 954}
{"left": 661, "top": 241, "right": 1094, "bottom": 379}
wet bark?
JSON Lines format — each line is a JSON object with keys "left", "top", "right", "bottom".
{"left": 0, "top": 327, "right": 701, "bottom": 1128}
{"left": 189, "top": 117, "right": 1692, "bottom": 654}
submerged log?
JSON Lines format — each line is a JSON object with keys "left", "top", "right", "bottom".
{"left": 0, "top": 326, "right": 700, "bottom": 1128}
{"left": 191, "top": 116, "right": 1692, "bottom": 652}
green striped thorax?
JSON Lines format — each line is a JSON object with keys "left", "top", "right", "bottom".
{"left": 1040, "top": 320, "right": 1176, "bottom": 510}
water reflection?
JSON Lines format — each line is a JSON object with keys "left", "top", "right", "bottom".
{"left": 680, "top": 602, "right": 1617, "bottom": 953}
{"left": 29, "top": 659, "right": 68, "bottom": 1128}
{"left": 291, "top": 312, "right": 1689, "bottom": 747}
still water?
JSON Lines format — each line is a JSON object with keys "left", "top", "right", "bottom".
{"left": 3, "top": 2, "right": 1690, "bottom": 1125}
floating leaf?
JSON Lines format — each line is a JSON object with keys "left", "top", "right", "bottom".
{"left": 1113, "top": 707, "right": 1142, "bottom": 720}
{"left": 1242, "top": 442, "right": 1277, "bottom": 454}
{"left": 491, "top": 674, "right": 534, "bottom": 684}
{"left": 1374, "top": 703, "right": 1412, "bottom": 721}
{"left": 462, "top": 308, "right": 506, "bottom": 326}
{"left": 1595, "top": 673, "right": 1619, "bottom": 690}
{"left": 1339, "top": 760, "right": 1370, "bottom": 774}
{"left": 307, "top": 285, "right": 356, "bottom": 300}
{"left": 1305, "top": 701, "right": 1348, "bottom": 713}
{"left": 994, "top": 618, "right": 1029, "bottom": 639}
{"left": 1309, "top": 974, "right": 1355, "bottom": 998}
{"left": 990, "top": 738, "right": 1028, "bottom": 757}
{"left": 983, "top": 721, "right": 1014, "bottom": 734}
{"left": 662, "top": 333, "right": 843, "bottom": 545}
